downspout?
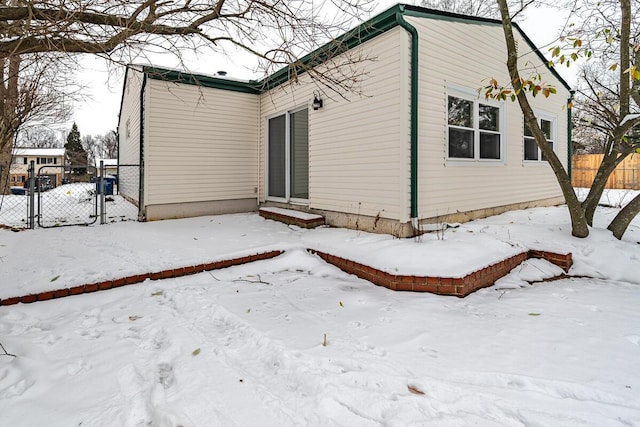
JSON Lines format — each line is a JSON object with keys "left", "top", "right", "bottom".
{"left": 395, "top": 7, "right": 419, "bottom": 229}
{"left": 138, "top": 73, "right": 147, "bottom": 221}
{"left": 567, "top": 90, "right": 575, "bottom": 182}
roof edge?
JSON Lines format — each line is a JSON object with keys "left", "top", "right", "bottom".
{"left": 142, "top": 66, "right": 261, "bottom": 94}
{"left": 256, "top": 4, "right": 403, "bottom": 91}
{"left": 401, "top": 4, "right": 571, "bottom": 92}
{"left": 129, "top": 2, "right": 571, "bottom": 94}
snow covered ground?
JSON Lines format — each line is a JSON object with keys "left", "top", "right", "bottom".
{"left": 0, "top": 183, "right": 138, "bottom": 228}
{"left": 1, "top": 190, "right": 639, "bottom": 425}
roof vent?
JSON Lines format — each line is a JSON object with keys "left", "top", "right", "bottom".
{"left": 216, "top": 71, "right": 227, "bottom": 76}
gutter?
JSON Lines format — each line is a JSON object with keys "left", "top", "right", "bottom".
{"left": 567, "top": 90, "right": 575, "bottom": 181}
{"left": 395, "top": 6, "right": 420, "bottom": 227}
{"left": 138, "top": 73, "right": 147, "bottom": 221}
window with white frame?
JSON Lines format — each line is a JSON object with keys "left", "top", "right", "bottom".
{"left": 447, "top": 91, "right": 503, "bottom": 161}
{"left": 523, "top": 115, "right": 556, "bottom": 162}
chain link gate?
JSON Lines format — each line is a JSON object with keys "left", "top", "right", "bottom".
{"left": 35, "top": 163, "right": 99, "bottom": 228}
{"left": 0, "top": 160, "right": 141, "bottom": 229}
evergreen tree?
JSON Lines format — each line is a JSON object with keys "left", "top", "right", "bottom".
{"left": 64, "top": 122, "right": 87, "bottom": 174}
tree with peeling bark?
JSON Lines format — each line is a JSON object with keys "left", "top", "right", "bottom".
{"left": 0, "top": 0, "right": 374, "bottom": 195}
{"left": 0, "top": 0, "right": 374, "bottom": 83}
{"left": 0, "top": 54, "right": 74, "bottom": 194}
{"left": 563, "top": 0, "right": 640, "bottom": 239}
{"left": 496, "top": 0, "right": 589, "bottom": 238}
{"left": 494, "top": 0, "right": 640, "bottom": 240}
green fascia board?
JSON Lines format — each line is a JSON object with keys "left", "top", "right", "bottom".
{"left": 401, "top": 4, "right": 572, "bottom": 92}
{"left": 138, "top": 3, "right": 571, "bottom": 94}
{"left": 117, "top": 66, "right": 131, "bottom": 127}
{"left": 142, "top": 66, "right": 261, "bottom": 94}
{"left": 257, "top": 4, "right": 403, "bottom": 91}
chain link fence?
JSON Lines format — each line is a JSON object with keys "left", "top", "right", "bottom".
{"left": 0, "top": 161, "right": 141, "bottom": 230}
{"left": 0, "top": 164, "right": 31, "bottom": 229}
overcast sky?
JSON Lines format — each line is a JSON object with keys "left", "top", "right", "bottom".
{"left": 71, "top": 2, "right": 574, "bottom": 137}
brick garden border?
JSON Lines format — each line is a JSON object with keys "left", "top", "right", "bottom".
{"left": 0, "top": 250, "right": 284, "bottom": 306}
{"left": 309, "top": 249, "right": 573, "bottom": 297}
{"left": 0, "top": 247, "right": 573, "bottom": 306}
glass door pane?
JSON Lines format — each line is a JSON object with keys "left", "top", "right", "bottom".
{"left": 289, "top": 108, "right": 309, "bottom": 199}
{"left": 268, "top": 115, "right": 286, "bottom": 198}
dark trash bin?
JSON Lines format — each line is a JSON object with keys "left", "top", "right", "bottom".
{"left": 96, "top": 176, "right": 115, "bottom": 195}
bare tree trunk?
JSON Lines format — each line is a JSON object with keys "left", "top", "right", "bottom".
{"left": 608, "top": 193, "right": 640, "bottom": 239}
{"left": 584, "top": 0, "right": 637, "bottom": 237}
{"left": 0, "top": 55, "right": 19, "bottom": 195}
{"left": 0, "top": 129, "right": 14, "bottom": 195}
{"left": 497, "top": 0, "right": 589, "bottom": 238}
{"left": 582, "top": 149, "right": 628, "bottom": 225}
{"left": 619, "top": 0, "right": 631, "bottom": 118}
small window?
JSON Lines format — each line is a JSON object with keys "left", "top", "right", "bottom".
{"left": 524, "top": 116, "right": 556, "bottom": 162}
{"left": 448, "top": 91, "right": 503, "bottom": 161}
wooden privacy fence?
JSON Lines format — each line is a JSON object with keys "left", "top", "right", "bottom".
{"left": 572, "top": 154, "right": 640, "bottom": 190}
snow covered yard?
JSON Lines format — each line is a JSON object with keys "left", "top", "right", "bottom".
{"left": 0, "top": 190, "right": 639, "bottom": 425}
{"left": 0, "top": 183, "right": 139, "bottom": 228}
{"left": 1, "top": 252, "right": 639, "bottom": 426}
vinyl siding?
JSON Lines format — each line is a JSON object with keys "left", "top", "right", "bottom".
{"left": 143, "top": 80, "right": 259, "bottom": 205}
{"left": 259, "top": 27, "right": 410, "bottom": 221}
{"left": 407, "top": 16, "right": 570, "bottom": 220}
{"left": 117, "top": 67, "right": 143, "bottom": 203}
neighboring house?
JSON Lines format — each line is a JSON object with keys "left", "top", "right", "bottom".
{"left": 95, "top": 158, "right": 118, "bottom": 176}
{"left": 118, "top": 4, "right": 572, "bottom": 237}
{"left": 10, "top": 147, "right": 66, "bottom": 187}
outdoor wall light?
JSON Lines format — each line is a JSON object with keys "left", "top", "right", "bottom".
{"left": 312, "top": 91, "right": 323, "bottom": 110}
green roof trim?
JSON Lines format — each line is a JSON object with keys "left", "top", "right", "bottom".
{"left": 142, "top": 66, "right": 261, "bottom": 94}
{"left": 136, "top": 3, "right": 571, "bottom": 94}
{"left": 257, "top": 4, "right": 402, "bottom": 91}
{"left": 400, "top": 4, "right": 571, "bottom": 92}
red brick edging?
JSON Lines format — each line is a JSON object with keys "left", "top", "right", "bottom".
{"left": 309, "top": 249, "right": 573, "bottom": 297}
{"left": 0, "top": 247, "right": 573, "bottom": 306}
{"left": 0, "top": 250, "right": 283, "bottom": 306}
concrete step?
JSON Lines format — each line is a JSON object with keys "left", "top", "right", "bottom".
{"left": 259, "top": 207, "right": 325, "bottom": 229}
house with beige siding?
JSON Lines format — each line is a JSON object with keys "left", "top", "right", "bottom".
{"left": 118, "top": 4, "right": 572, "bottom": 237}
{"left": 10, "top": 147, "right": 66, "bottom": 187}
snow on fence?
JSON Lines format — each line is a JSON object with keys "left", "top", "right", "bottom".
{"left": 0, "top": 162, "right": 141, "bottom": 229}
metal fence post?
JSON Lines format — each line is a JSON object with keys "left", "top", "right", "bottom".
{"left": 100, "top": 160, "right": 106, "bottom": 224}
{"left": 28, "top": 161, "right": 35, "bottom": 229}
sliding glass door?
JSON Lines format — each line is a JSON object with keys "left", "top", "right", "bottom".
{"left": 267, "top": 107, "right": 308, "bottom": 201}
{"left": 268, "top": 115, "right": 286, "bottom": 198}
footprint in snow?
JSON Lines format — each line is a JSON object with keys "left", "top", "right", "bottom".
{"left": 0, "top": 378, "right": 35, "bottom": 399}
{"left": 626, "top": 335, "right": 640, "bottom": 346}
{"left": 77, "top": 325, "right": 103, "bottom": 339}
{"left": 66, "top": 359, "right": 89, "bottom": 376}
{"left": 81, "top": 308, "right": 102, "bottom": 328}
{"left": 33, "top": 333, "right": 61, "bottom": 346}
{"left": 157, "top": 363, "right": 174, "bottom": 389}
{"left": 347, "top": 320, "right": 368, "bottom": 329}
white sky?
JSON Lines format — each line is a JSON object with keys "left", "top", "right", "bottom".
{"left": 71, "top": 2, "right": 574, "bottom": 137}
